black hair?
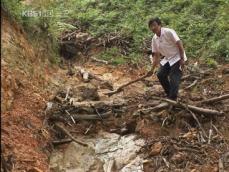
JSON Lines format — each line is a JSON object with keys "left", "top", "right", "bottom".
{"left": 148, "top": 17, "right": 161, "bottom": 27}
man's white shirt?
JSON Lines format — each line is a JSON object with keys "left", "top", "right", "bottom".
{"left": 151, "top": 27, "right": 187, "bottom": 66}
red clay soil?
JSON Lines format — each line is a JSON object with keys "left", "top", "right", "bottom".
{"left": 1, "top": 85, "right": 51, "bottom": 171}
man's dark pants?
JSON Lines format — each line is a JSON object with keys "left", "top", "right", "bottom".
{"left": 157, "top": 61, "right": 182, "bottom": 100}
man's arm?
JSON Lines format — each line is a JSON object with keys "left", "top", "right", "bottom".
{"left": 152, "top": 52, "right": 160, "bottom": 68}
{"left": 176, "top": 40, "right": 184, "bottom": 60}
{"left": 145, "top": 51, "right": 160, "bottom": 77}
{"left": 167, "top": 29, "right": 185, "bottom": 69}
{"left": 151, "top": 37, "right": 160, "bottom": 68}
{"left": 176, "top": 40, "right": 185, "bottom": 70}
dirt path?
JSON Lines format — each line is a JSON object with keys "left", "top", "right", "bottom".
{"left": 46, "top": 62, "right": 229, "bottom": 172}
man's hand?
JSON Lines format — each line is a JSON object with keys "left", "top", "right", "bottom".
{"left": 146, "top": 52, "right": 159, "bottom": 77}
{"left": 179, "top": 58, "right": 185, "bottom": 71}
{"left": 146, "top": 68, "right": 154, "bottom": 77}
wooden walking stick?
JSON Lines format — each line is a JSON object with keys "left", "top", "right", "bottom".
{"left": 105, "top": 67, "right": 155, "bottom": 97}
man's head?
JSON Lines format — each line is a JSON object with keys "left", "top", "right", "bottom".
{"left": 148, "top": 17, "right": 161, "bottom": 34}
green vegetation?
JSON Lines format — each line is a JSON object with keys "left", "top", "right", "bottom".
{"left": 2, "top": 0, "right": 229, "bottom": 64}
{"left": 205, "top": 57, "right": 218, "bottom": 68}
{"left": 96, "top": 47, "right": 127, "bottom": 65}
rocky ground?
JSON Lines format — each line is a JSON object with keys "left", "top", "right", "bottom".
{"left": 46, "top": 62, "right": 229, "bottom": 172}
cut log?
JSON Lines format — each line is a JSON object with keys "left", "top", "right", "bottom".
{"left": 76, "top": 67, "right": 113, "bottom": 90}
{"left": 49, "top": 111, "right": 112, "bottom": 121}
{"left": 70, "top": 98, "right": 127, "bottom": 109}
{"left": 52, "top": 139, "right": 73, "bottom": 146}
{"left": 71, "top": 111, "right": 112, "bottom": 120}
{"left": 105, "top": 69, "right": 155, "bottom": 96}
{"left": 54, "top": 123, "right": 88, "bottom": 147}
{"left": 198, "top": 94, "right": 229, "bottom": 105}
{"left": 151, "top": 97, "right": 223, "bottom": 116}
{"left": 90, "top": 56, "right": 109, "bottom": 64}
{"left": 80, "top": 68, "right": 89, "bottom": 82}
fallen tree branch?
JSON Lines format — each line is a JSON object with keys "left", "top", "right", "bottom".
{"left": 90, "top": 56, "right": 109, "bottom": 64}
{"left": 49, "top": 111, "right": 112, "bottom": 121}
{"left": 84, "top": 124, "right": 93, "bottom": 135}
{"left": 181, "top": 69, "right": 212, "bottom": 81}
{"left": 65, "top": 110, "right": 76, "bottom": 124}
{"left": 52, "top": 139, "right": 73, "bottom": 146}
{"left": 71, "top": 111, "right": 112, "bottom": 120}
{"left": 198, "top": 94, "right": 229, "bottom": 105}
{"left": 105, "top": 69, "right": 154, "bottom": 96}
{"left": 69, "top": 99, "right": 127, "bottom": 108}
{"left": 186, "top": 108, "right": 207, "bottom": 138}
{"left": 151, "top": 97, "right": 223, "bottom": 116}
{"left": 181, "top": 74, "right": 191, "bottom": 81}
{"left": 133, "top": 102, "right": 169, "bottom": 116}
{"left": 173, "top": 144, "right": 201, "bottom": 154}
{"left": 54, "top": 123, "right": 88, "bottom": 147}
{"left": 95, "top": 108, "right": 104, "bottom": 121}
{"left": 212, "top": 124, "right": 223, "bottom": 136}
{"left": 184, "top": 79, "right": 198, "bottom": 90}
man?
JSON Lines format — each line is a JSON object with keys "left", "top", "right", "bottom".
{"left": 148, "top": 17, "right": 187, "bottom": 100}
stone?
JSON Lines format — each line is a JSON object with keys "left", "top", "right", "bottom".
{"left": 49, "top": 142, "right": 102, "bottom": 172}
{"left": 171, "top": 152, "right": 186, "bottom": 164}
{"left": 149, "top": 142, "right": 162, "bottom": 156}
{"left": 50, "top": 131, "right": 145, "bottom": 172}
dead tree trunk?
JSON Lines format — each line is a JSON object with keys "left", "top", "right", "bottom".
{"left": 153, "top": 97, "right": 224, "bottom": 116}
